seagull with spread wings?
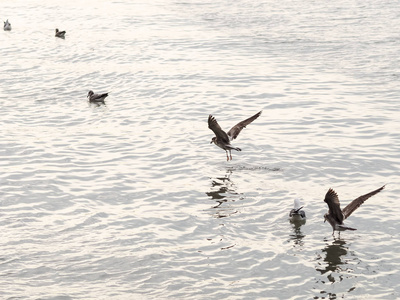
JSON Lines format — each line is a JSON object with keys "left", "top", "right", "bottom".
{"left": 324, "top": 185, "right": 385, "bottom": 236}
{"left": 208, "top": 111, "right": 262, "bottom": 161}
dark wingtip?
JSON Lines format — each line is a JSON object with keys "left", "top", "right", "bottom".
{"left": 208, "top": 114, "right": 216, "bottom": 127}
{"left": 324, "top": 188, "right": 338, "bottom": 203}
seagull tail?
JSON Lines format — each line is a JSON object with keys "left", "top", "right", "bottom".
{"left": 226, "top": 145, "right": 241, "bottom": 151}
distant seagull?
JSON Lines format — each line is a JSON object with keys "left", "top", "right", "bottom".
{"left": 208, "top": 111, "right": 262, "bottom": 161}
{"left": 324, "top": 185, "right": 385, "bottom": 236}
{"left": 87, "top": 90, "right": 108, "bottom": 103}
{"left": 3, "top": 19, "right": 11, "bottom": 31}
{"left": 289, "top": 198, "right": 306, "bottom": 221}
{"left": 55, "top": 28, "right": 66, "bottom": 38}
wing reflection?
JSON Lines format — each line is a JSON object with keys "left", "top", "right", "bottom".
{"left": 205, "top": 170, "right": 242, "bottom": 218}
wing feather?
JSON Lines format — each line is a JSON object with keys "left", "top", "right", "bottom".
{"left": 342, "top": 185, "right": 385, "bottom": 219}
{"left": 324, "top": 188, "right": 344, "bottom": 224}
{"left": 208, "top": 115, "right": 230, "bottom": 143}
{"left": 91, "top": 93, "right": 108, "bottom": 101}
{"left": 227, "top": 111, "right": 262, "bottom": 141}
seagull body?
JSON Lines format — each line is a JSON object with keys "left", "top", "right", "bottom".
{"left": 87, "top": 90, "right": 108, "bottom": 103}
{"left": 289, "top": 198, "right": 306, "bottom": 221}
{"left": 324, "top": 185, "right": 385, "bottom": 235}
{"left": 55, "top": 28, "right": 66, "bottom": 38}
{"left": 4, "top": 19, "right": 11, "bottom": 31}
{"left": 208, "top": 111, "right": 262, "bottom": 161}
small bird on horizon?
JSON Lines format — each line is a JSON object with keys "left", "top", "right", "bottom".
{"left": 208, "top": 111, "right": 262, "bottom": 161}
{"left": 87, "top": 90, "right": 109, "bottom": 103}
{"left": 55, "top": 28, "right": 66, "bottom": 38}
{"left": 3, "top": 19, "right": 11, "bottom": 31}
{"left": 289, "top": 198, "right": 306, "bottom": 221}
{"left": 324, "top": 185, "right": 385, "bottom": 236}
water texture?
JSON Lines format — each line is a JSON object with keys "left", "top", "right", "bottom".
{"left": 1, "top": 0, "right": 400, "bottom": 299}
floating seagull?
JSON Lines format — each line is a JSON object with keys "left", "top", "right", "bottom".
{"left": 55, "top": 28, "right": 66, "bottom": 38}
{"left": 87, "top": 90, "right": 108, "bottom": 103}
{"left": 289, "top": 198, "right": 306, "bottom": 221}
{"left": 3, "top": 19, "right": 11, "bottom": 31}
{"left": 324, "top": 185, "right": 385, "bottom": 236}
{"left": 208, "top": 111, "right": 262, "bottom": 161}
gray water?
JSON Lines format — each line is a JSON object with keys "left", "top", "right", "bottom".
{"left": 1, "top": 0, "right": 400, "bottom": 299}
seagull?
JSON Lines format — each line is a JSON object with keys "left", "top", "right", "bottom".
{"left": 324, "top": 185, "right": 385, "bottom": 236}
{"left": 87, "top": 90, "right": 108, "bottom": 103}
{"left": 3, "top": 19, "right": 11, "bottom": 31}
{"left": 208, "top": 111, "right": 262, "bottom": 161}
{"left": 55, "top": 28, "right": 66, "bottom": 38}
{"left": 289, "top": 198, "right": 306, "bottom": 221}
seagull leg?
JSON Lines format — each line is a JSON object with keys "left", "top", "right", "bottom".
{"left": 225, "top": 151, "right": 229, "bottom": 161}
{"left": 229, "top": 150, "right": 232, "bottom": 160}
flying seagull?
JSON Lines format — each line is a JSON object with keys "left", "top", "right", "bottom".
{"left": 3, "top": 19, "right": 11, "bottom": 31}
{"left": 208, "top": 111, "right": 262, "bottom": 161}
{"left": 55, "top": 28, "right": 66, "bottom": 38}
{"left": 289, "top": 198, "right": 306, "bottom": 221}
{"left": 87, "top": 90, "right": 108, "bottom": 103}
{"left": 324, "top": 185, "right": 385, "bottom": 236}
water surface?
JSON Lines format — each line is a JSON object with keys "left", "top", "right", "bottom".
{"left": 1, "top": 0, "right": 400, "bottom": 299}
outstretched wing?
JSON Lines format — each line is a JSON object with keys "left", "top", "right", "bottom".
{"left": 227, "top": 111, "right": 262, "bottom": 141}
{"left": 208, "top": 115, "right": 230, "bottom": 143}
{"left": 342, "top": 185, "right": 385, "bottom": 219}
{"left": 324, "top": 188, "right": 344, "bottom": 224}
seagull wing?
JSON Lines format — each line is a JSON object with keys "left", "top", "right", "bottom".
{"left": 324, "top": 188, "right": 344, "bottom": 224}
{"left": 342, "top": 185, "right": 385, "bottom": 220}
{"left": 91, "top": 93, "right": 108, "bottom": 101}
{"left": 226, "top": 111, "right": 262, "bottom": 141}
{"left": 208, "top": 115, "right": 230, "bottom": 143}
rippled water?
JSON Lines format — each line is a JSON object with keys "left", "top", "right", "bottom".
{"left": 1, "top": 0, "right": 400, "bottom": 299}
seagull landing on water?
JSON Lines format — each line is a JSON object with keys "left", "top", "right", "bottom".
{"left": 3, "top": 19, "right": 11, "bottom": 31}
{"left": 289, "top": 198, "right": 306, "bottom": 221}
{"left": 324, "top": 185, "right": 385, "bottom": 236}
{"left": 55, "top": 28, "right": 66, "bottom": 38}
{"left": 208, "top": 111, "right": 262, "bottom": 161}
{"left": 87, "top": 90, "right": 108, "bottom": 103}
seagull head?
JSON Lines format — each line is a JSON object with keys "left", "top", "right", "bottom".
{"left": 323, "top": 213, "right": 328, "bottom": 223}
{"left": 87, "top": 90, "right": 94, "bottom": 98}
{"left": 210, "top": 137, "right": 216, "bottom": 144}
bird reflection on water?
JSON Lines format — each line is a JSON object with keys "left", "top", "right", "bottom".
{"left": 314, "top": 239, "right": 358, "bottom": 298}
{"left": 205, "top": 170, "right": 242, "bottom": 218}
{"left": 317, "top": 239, "right": 350, "bottom": 275}
{"left": 289, "top": 219, "right": 306, "bottom": 247}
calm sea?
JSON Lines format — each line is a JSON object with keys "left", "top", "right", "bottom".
{"left": 1, "top": 0, "right": 399, "bottom": 299}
